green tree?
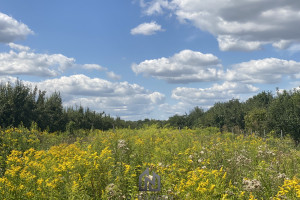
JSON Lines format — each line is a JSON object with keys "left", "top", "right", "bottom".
{"left": 244, "top": 91, "right": 273, "bottom": 112}
{"left": 203, "top": 99, "right": 244, "bottom": 132}
{"left": 168, "top": 114, "right": 188, "bottom": 129}
{"left": 267, "top": 89, "right": 300, "bottom": 143}
{"left": 0, "top": 80, "right": 37, "bottom": 128}
{"left": 44, "top": 92, "right": 65, "bottom": 132}
{"left": 187, "top": 106, "right": 204, "bottom": 128}
{"left": 245, "top": 108, "right": 267, "bottom": 135}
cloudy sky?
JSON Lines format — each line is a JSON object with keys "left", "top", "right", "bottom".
{"left": 0, "top": 0, "right": 300, "bottom": 120}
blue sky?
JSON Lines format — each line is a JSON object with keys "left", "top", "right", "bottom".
{"left": 1, "top": 0, "right": 300, "bottom": 120}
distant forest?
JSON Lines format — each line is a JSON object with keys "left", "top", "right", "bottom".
{"left": 0, "top": 80, "right": 299, "bottom": 143}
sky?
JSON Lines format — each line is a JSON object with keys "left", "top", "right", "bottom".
{"left": 0, "top": 0, "right": 300, "bottom": 120}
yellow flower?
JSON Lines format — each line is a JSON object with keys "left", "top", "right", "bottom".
{"left": 249, "top": 192, "right": 257, "bottom": 200}
{"left": 26, "top": 192, "right": 34, "bottom": 198}
{"left": 72, "top": 180, "right": 79, "bottom": 192}
{"left": 275, "top": 177, "right": 300, "bottom": 198}
{"left": 221, "top": 193, "right": 228, "bottom": 200}
{"left": 222, "top": 172, "right": 227, "bottom": 179}
{"left": 124, "top": 164, "right": 130, "bottom": 174}
{"left": 239, "top": 191, "right": 245, "bottom": 197}
{"left": 18, "top": 184, "right": 24, "bottom": 190}
{"left": 37, "top": 178, "right": 44, "bottom": 185}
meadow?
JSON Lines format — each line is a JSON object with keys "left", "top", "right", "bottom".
{"left": 0, "top": 125, "right": 299, "bottom": 199}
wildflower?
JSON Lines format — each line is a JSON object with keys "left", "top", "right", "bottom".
{"left": 37, "top": 178, "right": 44, "bottom": 185}
{"left": 26, "top": 192, "right": 34, "bottom": 198}
{"left": 117, "top": 139, "right": 127, "bottom": 149}
{"left": 239, "top": 191, "right": 245, "bottom": 197}
{"left": 124, "top": 164, "right": 130, "bottom": 174}
{"left": 243, "top": 178, "right": 261, "bottom": 192}
{"left": 277, "top": 173, "right": 286, "bottom": 179}
{"left": 236, "top": 154, "right": 251, "bottom": 166}
{"left": 249, "top": 192, "right": 257, "bottom": 200}
{"left": 222, "top": 172, "right": 227, "bottom": 179}
{"left": 275, "top": 177, "right": 300, "bottom": 198}
{"left": 117, "top": 139, "right": 129, "bottom": 153}
{"left": 105, "top": 183, "right": 118, "bottom": 197}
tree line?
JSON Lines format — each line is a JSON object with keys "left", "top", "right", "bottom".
{"left": 0, "top": 80, "right": 117, "bottom": 133}
{"left": 0, "top": 80, "right": 299, "bottom": 143}
{"left": 168, "top": 89, "right": 300, "bottom": 143}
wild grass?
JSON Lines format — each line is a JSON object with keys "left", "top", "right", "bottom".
{"left": 0, "top": 125, "right": 299, "bottom": 199}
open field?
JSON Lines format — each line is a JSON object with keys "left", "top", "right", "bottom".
{"left": 0, "top": 126, "right": 299, "bottom": 199}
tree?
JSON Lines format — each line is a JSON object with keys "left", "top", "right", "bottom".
{"left": 44, "top": 92, "right": 65, "bottom": 132}
{"left": 35, "top": 90, "right": 47, "bottom": 130}
{"left": 244, "top": 91, "right": 273, "bottom": 111}
{"left": 245, "top": 108, "right": 267, "bottom": 135}
{"left": 203, "top": 99, "right": 245, "bottom": 131}
{"left": 267, "top": 89, "right": 300, "bottom": 143}
{"left": 187, "top": 106, "right": 204, "bottom": 128}
{"left": 0, "top": 80, "right": 37, "bottom": 128}
{"left": 168, "top": 114, "right": 188, "bottom": 129}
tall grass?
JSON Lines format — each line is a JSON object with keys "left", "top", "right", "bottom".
{"left": 0, "top": 125, "right": 299, "bottom": 199}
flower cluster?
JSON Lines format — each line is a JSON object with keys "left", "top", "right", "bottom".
{"left": 0, "top": 126, "right": 299, "bottom": 199}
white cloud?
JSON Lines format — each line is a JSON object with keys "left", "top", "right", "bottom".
{"left": 82, "top": 64, "right": 121, "bottom": 80}
{"left": 225, "top": 58, "right": 300, "bottom": 84}
{"left": 141, "top": 0, "right": 300, "bottom": 51}
{"left": 0, "top": 75, "right": 18, "bottom": 84}
{"left": 171, "top": 81, "right": 258, "bottom": 106}
{"left": 106, "top": 71, "right": 121, "bottom": 81}
{"left": 82, "top": 64, "right": 106, "bottom": 71}
{"left": 0, "top": 12, "right": 33, "bottom": 43}
{"left": 1, "top": 44, "right": 121, "bottom": 82}
{"left": 132, "top": 49, "right": 222, "bottom": 83}
{"left": 139, "top": 0, "right": 170, "bottom": 15}
{"left": 217, "top": 35, "right": 262, "bottom": 51}
{"left": 131, "top": 21, "right": 164, "bottom": 35}
{"left": 0, "top": 46, "right": 75, "bottom": 77}
{"left": 7, "top": 43, "right": 30, "bottom": 51}
{"left": 0, "top": 74, "right": 165, "bottom": 120}
{"left": 134, "top": 49, "right": 300, "bottom": 85}
{"left": 158, "top": 102, "right": 190, "bottom": 117}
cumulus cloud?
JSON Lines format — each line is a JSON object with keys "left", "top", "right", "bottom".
{"left": 131, "top": 21, "right": 164, "bottom": 35}
{"left": 82, "top": 64, "right": 106, "bottom": 71}
{"left": 7, "top": 42, "right": 30, "bottom": 51}
{"left": 42, "top": 75, "right": 164, "bottom": 119}
{"left": 225, "top": 58, "right": 300, "bottom": 84}
{"left": 106, "top": 71, "right": 121, "bottom": 81}
{"left": 133, "top": 49, "right": 300, "bottom": 84}
{"left": 82, "top": 64, "right": 121, "bottom": 80}
{"left": 0, "top": 74, "right": 165, "bottom": 120}
{"left": 171, "top": 81, "right": 258, "bottom": 106}
{"left": 0, "top": 75, "right": 18, "bottom": 84}
{"left": 0, "top": 45, "right": 75, "bottom": 77}
{"left": 139, "top": 0, "right": 170, "bottom": 15}
{"left": 0, "top": 12, "right": 33, "bottom": 43}
{"left": 132, "top": 49, "right": 222, "bottom": 83}
{"left": 140, "top": 0, "right": 300, "bottom": 51}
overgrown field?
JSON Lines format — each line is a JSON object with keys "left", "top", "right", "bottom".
{"left": 0, "top": 126, "right": 299, "bottom": 199}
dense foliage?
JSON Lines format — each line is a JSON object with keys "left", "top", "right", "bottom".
{"left": 0, "top": 126, "right": 299, "bottom": 199}
{"left": 0, "top": 80, "right": 118, "bottom": 132}
{"left": 168, "top": 91, "right": 300, "bottom": 144}
{"left": 0, "top": 80, "right": 300, "bottom": 143}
